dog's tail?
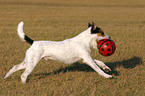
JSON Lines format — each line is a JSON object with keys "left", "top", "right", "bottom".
{"left": 17, "top": 22, "right": 34, "bottom": 45}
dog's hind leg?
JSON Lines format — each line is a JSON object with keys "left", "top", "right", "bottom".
{"left": 4, "top": 59, "right": 26, "bottom": 79}
{"left": 20, "top": 51, "right": 42, "bottom": 84}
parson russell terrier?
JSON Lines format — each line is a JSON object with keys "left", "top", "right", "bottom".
{"left": 4, "top": 21, "right": 112, "bottom": 84}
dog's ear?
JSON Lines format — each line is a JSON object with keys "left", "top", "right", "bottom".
{"left": 88, "top": 22, "right": 94, "bottom": 28}
{"left": 88, "top": 22, "right": 95, "bottom": 33}
{"left": 89, "top": 22, "right": 98, "bottom": 34}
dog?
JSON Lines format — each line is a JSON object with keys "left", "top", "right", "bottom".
{"left": 4, "top": 21, "right": 112, "bottom": 84}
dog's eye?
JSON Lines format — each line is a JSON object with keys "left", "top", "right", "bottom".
{"left": 101, "top": 32, "right": 104, "bottom": 35}
{"left": 96, "top": 27, "right": 100, "bottom": 30}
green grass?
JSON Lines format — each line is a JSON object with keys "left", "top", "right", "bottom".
{"left": 0, "top": 0, "right": 145, "bottom": 96}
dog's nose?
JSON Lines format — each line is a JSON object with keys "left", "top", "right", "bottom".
{"left": 109, "top": 37, "right": 111, "bottom": 39}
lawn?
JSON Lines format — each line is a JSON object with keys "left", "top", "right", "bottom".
{"left": 0, "top": 0, "right": 145, "bottom": 96}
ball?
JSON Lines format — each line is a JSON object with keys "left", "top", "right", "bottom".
{"left": 97, "top": 39, "right": 116, "bottom": 56}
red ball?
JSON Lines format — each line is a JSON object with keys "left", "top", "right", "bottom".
{"left": 97, "top": 39, "right": 116, "bottom": 56}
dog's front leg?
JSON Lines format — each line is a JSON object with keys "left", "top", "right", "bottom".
{"left": 82, "top": 55, "right": 112, "bottom": 78}
{"left": 93, "top": 59, "right": 111, "bottom": 72}
{"left": 83, "top": 59, "right": 111, "bottom": 72}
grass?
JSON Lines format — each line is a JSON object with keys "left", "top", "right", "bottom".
{"left": 0, "top": 0, "right": 145, "bottom": 96}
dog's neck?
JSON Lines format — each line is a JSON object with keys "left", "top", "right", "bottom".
{"left": 72, "top": 27, "right": 97, "bottom": 49}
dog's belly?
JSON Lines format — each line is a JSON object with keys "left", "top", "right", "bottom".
{"left": 53, "top": 56, "right": 80, "bottom": 64}
{"left": 44, "top": 55, "right": 81, "bottom": 64}
{"left": 40, "top": 43, "right": 81, "bottom": 64}
{"left": 45, "top": 50, "right": 81, "bottom": 64}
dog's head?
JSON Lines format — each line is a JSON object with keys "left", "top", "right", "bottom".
{"left": 88, "top": 22, "right": 110, "bottom": 49}
{"left": 88, "top": 22, "right": 110, "bottom": 41}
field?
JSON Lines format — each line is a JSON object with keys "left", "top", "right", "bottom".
{"left": 0, "top": 0, "right": 145, "bottom": 95}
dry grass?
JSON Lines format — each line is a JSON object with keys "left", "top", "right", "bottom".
{"left": 0, "top": 0, "right": 145, "bottom": 96}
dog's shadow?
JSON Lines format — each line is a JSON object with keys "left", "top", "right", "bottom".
{"left": 34, "top": 56, "right": 142, "bottom": 79}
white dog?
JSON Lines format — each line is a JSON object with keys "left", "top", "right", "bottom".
{"left": 4, "top": 21, "right": 112, "bottom": 84}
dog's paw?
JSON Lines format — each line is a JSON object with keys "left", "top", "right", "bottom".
{"left": 4, "top": 76, "right": 8, "bottom": 79}
{"left": 108, "top": 75, "right": 113, "bottom": 78}
{"left": 4, "top": 74, "right": 9, "bottom": 79}
{"left": 21, "top": 81, "right": 26, "bottom": 85}
{"left": 104, "top": 74, "right": 113, "bottom": 78}
{"left": 103, "top": 66, "right": 112, "bottom": 72}
{"left": 109, "top": 76, "right": 117, "bottom": 80}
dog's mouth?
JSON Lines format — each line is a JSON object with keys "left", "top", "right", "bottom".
{"left": 98, "top": 35, "right": 110, "bottom": 41}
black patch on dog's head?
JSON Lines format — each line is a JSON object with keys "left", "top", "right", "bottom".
{"left": 88, "top": 22, "right": 104, "bottom": 35}
{"left": 91, "top": 27, "right": 101, "bottom": 34}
